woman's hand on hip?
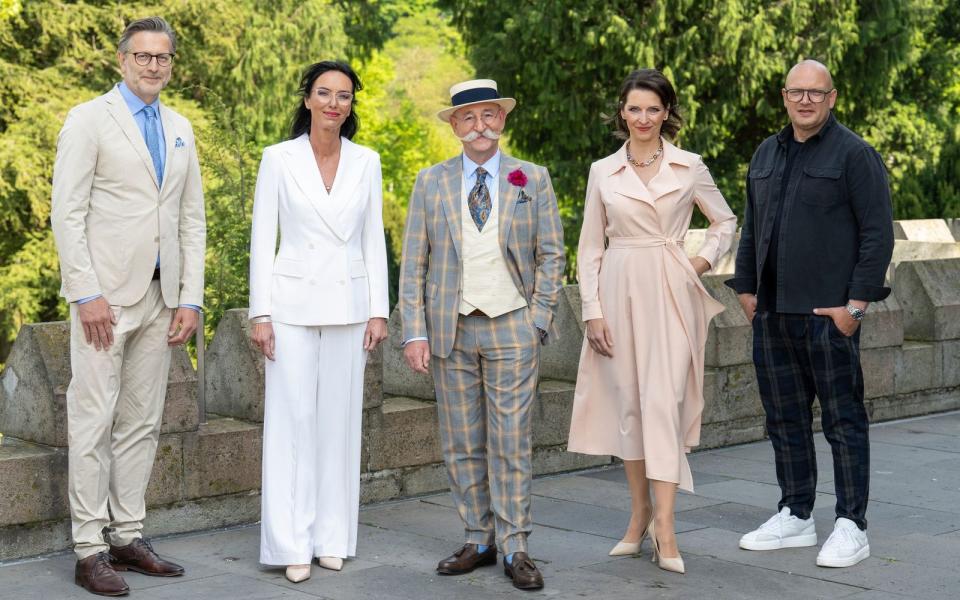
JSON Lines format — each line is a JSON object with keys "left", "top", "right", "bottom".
{"left": 585, "top": 318, "right": 614, "bottom": 358}
{"left": 364, "top": 317, "right": 388, "bottom": 351}
{"left": 250, "top": 321, "right": 276, "bottom": 361}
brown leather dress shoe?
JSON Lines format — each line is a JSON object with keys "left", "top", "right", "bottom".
{"left": 436, "top": 543, "right": 497, "bottom": 575}
{"left": 109, "top": 538, "right": 185, "bottom": 577}
{"left": 75, "top": 552, "right": 129, "bottom": 597}
{"left": 503, "top": 552, "right": 544, "bottom": 590}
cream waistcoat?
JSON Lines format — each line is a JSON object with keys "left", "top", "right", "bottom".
{"left": 459, "top": 173, "right": 527, "bottom": 316}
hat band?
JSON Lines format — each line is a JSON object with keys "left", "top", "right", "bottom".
{"left": 451, "top": 87, "right": 500, "bottom": 107}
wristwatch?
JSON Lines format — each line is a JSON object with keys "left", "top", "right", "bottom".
{"left": 845, "top": 304, "right": 865, "bottom": 321}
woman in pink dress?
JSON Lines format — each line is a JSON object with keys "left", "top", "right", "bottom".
{"left": 567, "top": 69, "right": 736, "bottom": 574}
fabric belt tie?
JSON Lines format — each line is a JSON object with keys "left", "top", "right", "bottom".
{"left": 608, "top": 236, "right": 685, "bottom": 249}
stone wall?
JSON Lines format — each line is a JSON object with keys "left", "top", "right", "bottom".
{"left": 1, "top": 219, "right": 958, "bottom": 561}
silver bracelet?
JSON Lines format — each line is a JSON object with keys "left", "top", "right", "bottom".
{"left": 249, "top": 315, "right": 272, "bottom": 325}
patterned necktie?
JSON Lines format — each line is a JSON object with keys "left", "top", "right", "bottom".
{"left": 143, "top": 105, "right": 164, "bottom": 186}
{"left": 468, "top": 166, "right": 492, "bottom": 231}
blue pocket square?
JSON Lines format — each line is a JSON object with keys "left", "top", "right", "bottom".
{"left": 175, "top": 137, "right": 185, "bottom": 148}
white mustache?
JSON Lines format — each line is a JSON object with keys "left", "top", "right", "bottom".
{"left": 458, "top": 128, "right": 501, "bottom": 142}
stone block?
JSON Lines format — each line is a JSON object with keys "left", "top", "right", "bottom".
{"left": 684, "top": 229, "right": 739, "bottom": 275}
{"left": 861, "top": 346, "right": 898, "bottom": 399}
{"left": 360, "top": 470, "right": 401, "bottom": 504}
{"left": 204, "top": 309, "right": 265, "bottom": 422}
{"left": 943, "top": 340, "right": 960, "bottom": 388}
{"left": 142, "top": 490, "right": 261, "bottom": 539}
{"left": 869, "top": 389, "right": 960, "bottom": 423}
{"left": 539, "top": 286, "right": 586, "bottom": 382}
{"left": 400, "top": 462, "right": 449, "bottom": 497}
{"left": 700, "top": 416, "right": 767, "bottom": 449}
{"left": 145, "top": 433, "right": 184, "bottom": 507}
{"left": 382, "top": 306, "right": 435, "bottom": 400}
{"left": 894, "top": 258, "right": 960, "bottom": 341}
{"left": 0, "top": 438, "right": 68, "bottom": 526}
{"left": 948, "top": 218, "right": 960, "bottom": 242}
{"left": 893, "top": 219, "right": 956, "bottom": 243}
{"left": 702, "top": 275, "right": 752, "bottom": 367}
{"left": 702, "top": 365, "right": 762, "bottom": 426}
{"left": 860, "top": 294, "right": 904, "bottom": 350}
{"left": 0, "top": 321, "right": 197, "bottom": 447}
{"left": 364, "top": 396, "right": 442, "bottom": 471}
{"left": 182, "top": 417, "right": 262, "bottom": 499}
{"left": 532, "top": 445, "right": 611, "bottom": 475}
{"left": 363, "top": 344, "right": 384, "bottom": 410}
{"left": 889, "top": 241, "right": 960, "bottom": 283}
{"left": 532, "top": 379, "right": 575, "bottom": 448}
{"left": 895, "top": 342, "right": 943, "bottom": 395}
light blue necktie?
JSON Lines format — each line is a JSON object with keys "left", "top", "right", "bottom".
{"left": 143, "top": 105, "right": 164, "bottom": 186}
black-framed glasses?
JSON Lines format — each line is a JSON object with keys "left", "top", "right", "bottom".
{"left": 127, "top": 52, "right": 175, "bottom": 67}
{"left": 783, "top": 88, "right": 834, "bottom": 103}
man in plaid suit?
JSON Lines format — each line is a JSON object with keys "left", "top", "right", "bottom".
{"left": 726, "top": 60, "right": 894, "bottom": 569}
{"left": 399, "top": 79, "right": 564, "bottom": 590}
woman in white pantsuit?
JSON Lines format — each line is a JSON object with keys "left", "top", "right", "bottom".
{"left": 248, "top": 61, "right": 389, "bottom": 583}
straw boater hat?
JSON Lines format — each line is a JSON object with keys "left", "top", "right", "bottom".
{"left": 437, "top": 79, "right": 516, "bottom": 121}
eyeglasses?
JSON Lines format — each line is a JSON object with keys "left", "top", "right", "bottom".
{"left": 456, "top": 110, "right": 500, "bottom": 127}
{"left": 127, "top": 52, "right": 175, "bottom": 67}
{"left": 313, "top": 88, "right": 354, "bottom": 105}
{"left": 783, "top": 88, "right": 834, "bottom": 103}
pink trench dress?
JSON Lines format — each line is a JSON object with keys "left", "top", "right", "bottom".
{"left": 567, "top": 141, "right": 736, "bottom": 492}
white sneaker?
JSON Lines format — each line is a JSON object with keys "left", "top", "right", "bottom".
{"left": 739, "top": 507, "right": 818, "bottom": 551}
{"left": 816, "top": 518, "right": 870, "bottom": 567}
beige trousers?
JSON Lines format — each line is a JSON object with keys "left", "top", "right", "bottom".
{"left": 67, "top": 281, "right": 172, "bottom": 559}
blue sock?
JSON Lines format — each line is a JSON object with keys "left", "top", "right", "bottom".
{"left": 505, "top": 552, "right": 514, "bottom": 565}
{"left": 477, "top": 544, "right": 489, "bottom": 553}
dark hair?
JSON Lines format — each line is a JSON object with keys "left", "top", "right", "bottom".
{"left": 289, "top": 61, "right": 363, "bottom": 140}
{"left": 118, "top": 16, "right": 177, "bottom": 54}
{"left": 612, "top": 68, "right": 683, "bottom": 140}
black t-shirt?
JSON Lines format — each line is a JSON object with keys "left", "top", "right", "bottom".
{"left": 756, "top": 136, "right": 801, "bottom": 312}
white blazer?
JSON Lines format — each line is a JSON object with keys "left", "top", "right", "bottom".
{"left": 248, "top": 135, "right": 389, "bottom": 325}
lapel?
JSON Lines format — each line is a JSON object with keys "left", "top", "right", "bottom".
{"left": 158, "top": 102, "right": 178, "bottom": 197}
{"left": 327, "top": 138, "right": 369, "bottom": 218}
{"left": 498, "top": 154, "right": 519, "bottom": 253}
{"left": 283, "top": 134, "right": 347, "bottom": 241}
{"left": 104, "top": 87, "right": 159, "bottom": 190}
{"left": 609, "top": 139, "right": 685, "bottom": 206}
{"left": 438, "top": 156, "right": 463, "bottom": 259}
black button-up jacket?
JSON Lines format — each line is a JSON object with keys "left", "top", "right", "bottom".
{"left": 725, "top": 115, "right": 894, "bottom": 311}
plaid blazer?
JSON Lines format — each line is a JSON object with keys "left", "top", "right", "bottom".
{"left": 400, "top": 153, "right": 565, "bottom": 358}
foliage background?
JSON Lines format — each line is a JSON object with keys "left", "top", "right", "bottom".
{"left": 0, "top": 0, "right": 957, "bottom": 362}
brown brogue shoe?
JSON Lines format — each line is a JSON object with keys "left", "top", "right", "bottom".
{"left": 75, "top": 552, "right": 129, "bottom": 597}
{"left": 109, "top": 538, "right": 184, "bottom": 577}
{"left": 503, "top": 552, "right": 544, "bottom": 590}
{"left": 436, "top": 543, "right": 497, "bottom": 575}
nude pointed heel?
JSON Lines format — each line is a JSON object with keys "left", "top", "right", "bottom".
{"left": 609, "top": 519, "right": 651, "bottom": 556}
{"left": 649, "top": 519, "right": 685, "bottom": 574}
{"left": 285, "top": 564, "right": 311, "bottom": 582}
{"left": 317, "top": 556, "right": 343, "bottom": 571}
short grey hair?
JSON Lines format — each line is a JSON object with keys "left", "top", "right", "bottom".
{"left": 118, "top": 17, "right": 177, "bottom": 54}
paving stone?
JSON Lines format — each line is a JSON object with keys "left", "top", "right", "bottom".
{"left": 870, "top": 422, "right": 960, "bottom": 454}
{"left": 137, "top": 573, "right": 318, "bottom": 599}
{"left": 531, "top": 473, "right": 725, "bottom": 513}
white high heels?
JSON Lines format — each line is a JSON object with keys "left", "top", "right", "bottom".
{"left": 649, "top": 519, "right": 685, "bottom": 574}
{"left": 317, "top": 556, "right": 343, "bottom": 571}
{"left": 285, "top": 564, "right": 311, "bottom": 582}
{"left": 609, "top": 519, "right": 651, "bottom": 556}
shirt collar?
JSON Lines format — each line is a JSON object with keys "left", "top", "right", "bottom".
{"left": 117, "top": 82, "right": 161, "bottom": 116}
{"left": 777, "top": 113, "right": 837, "bottom": 146}
{"left": 462, "top": 150, "right": 501, "bottom": 181}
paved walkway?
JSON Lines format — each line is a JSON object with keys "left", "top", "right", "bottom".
{"left": 2, "top": 411, "right": 959, "bottom": 599}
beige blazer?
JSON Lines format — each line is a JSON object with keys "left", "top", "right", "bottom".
{"left": 51, "top": 87, "right": 206, "bottom": 308}
{"left": 248, "top": 135, "right": 389, "bottom": 325}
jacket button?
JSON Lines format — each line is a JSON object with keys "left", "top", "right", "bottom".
{"left": 308, "top": 243, "right": 315, "bottom": 250}
{"left": 154, "top": 236, "right": 160, "bottom": 242}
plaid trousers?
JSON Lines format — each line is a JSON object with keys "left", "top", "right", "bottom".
{"left": 431, "top": 307, "right": 541, "bottom": 555}
{"left": 753, "top": 312, "right": 870, "bottom": 529}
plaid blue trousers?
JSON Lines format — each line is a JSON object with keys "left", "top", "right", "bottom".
{"left": 753, "top": 312, "right": 869, "bottom": 530}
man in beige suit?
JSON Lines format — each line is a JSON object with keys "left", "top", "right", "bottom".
{"left": 51, "top": 16, "right": 205, "bottom": 596}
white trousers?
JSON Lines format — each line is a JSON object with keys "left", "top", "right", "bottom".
{"left": 259, "top": 321, "right": 367, "bottom": 565}
{"left": 67, "top": 281, "right": 172, "bottom": 559}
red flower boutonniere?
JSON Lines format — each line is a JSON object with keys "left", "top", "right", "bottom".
{"left": 508, "top": 168, "right": 532, "bottom": 203}
{"left": 508, "top": 168, "right": 528, "bottom": 187}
